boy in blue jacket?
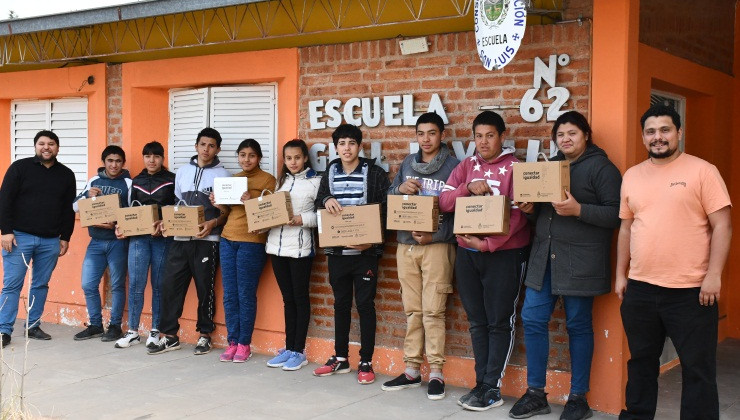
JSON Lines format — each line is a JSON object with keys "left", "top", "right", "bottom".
{"left": 73, "top": 145, "right": 132, "bottom": 342}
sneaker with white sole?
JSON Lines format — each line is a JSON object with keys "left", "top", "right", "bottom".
{"left": 232, "top": 344, "right": 251, "bottom": 363}
{"left": 267, "top": 348, "right": 292, "bottom": 368}
{"left": 462, "top": 384, "right": 503, "bottom": 411}
{"left": 193, "top": 336, "right": 211, "bottom": 355}
{"left": 147, "top": 335, "right": 180, "bottom": 355}
{"left": 427, "top": 378, "right": 446, "bottom": 400}
{"left": 381, "top": 373, "right": 422, "bottom": 391}
{"left": 313, "top": 356, "right": 351, "bottom": 376}
{"left": 114, "top": 330, "right": 140, "bottom": 348}
{"left": 220, "top": 343, "right": 238, "bottom": 362}
{"left": 282, "top": 351, "right": 308, "bottom": 371}
{"left": 357, "top": 361, "right": 375, "bottom": 384}
{"left": 146, "top": 330, "right": 160, "bottom": 349}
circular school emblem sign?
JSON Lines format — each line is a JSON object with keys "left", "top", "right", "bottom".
{"left": 474, "top": 0, "right": 527, "bottom": 70}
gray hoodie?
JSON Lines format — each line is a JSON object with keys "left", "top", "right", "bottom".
{"left": 388, "top": 145, "right": 459, "bottom": 245}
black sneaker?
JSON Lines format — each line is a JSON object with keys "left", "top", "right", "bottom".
{"left": 74, "top": 324, "right": 104, "bottom": 341}
{"left": 1, "top": 333, "right": 10, "bottom": 348}
{"left": 313, "top": 356, "right": 351, "bottom": 376}
{"left": 101, "top": 324, "right": 122, "bottom": 342}
{"left": 458, "top": 383, "right": 483, "bottom": 406}
{"left": 381, "top": 373, "right": 422, "bottom": 391}
{"left": 560, "top": 394, "right": 592, "bottom": 420}
{"left": 427, "top": 378, "right": 446, "bottom": 400}
{"left": 193, "top": 336, "right": 211, "bottom": 355}
{"left": 147, "top": 335, "right": 180, "bottom": 355}
{"left": 462, "top": 384, "right": 503, "bottom": 411}
{"left": 509, "top": 387, "right": 551, "bottom": 418}
{"left": 27, "top": 326, "right": 52, "bottom": 340}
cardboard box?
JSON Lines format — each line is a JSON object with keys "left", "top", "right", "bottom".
{"left": 317, "top": 204, "right": 383, "bottom": 247}
{"left": 214, "top": 177, "right": 248, "bottom": 205}
{"left": 513, "top": 160, "right": 570, "bottom": 202}
{"left": 161, "top": 204, "right": 205, "bottom": 237}
{"left": 386, "top": 195, "right": 439, "bottom": 232}
{"left": 78, "top": 194, "right": 121, "bottom": 227}
{"left": 453, "top": 195, "right": 510, "bottom": 236}
{"left": 244, "top": 191, "right": 294, "bottom": 231}
{"left": 116, "top": 205, "right": 160, "bottom": 236}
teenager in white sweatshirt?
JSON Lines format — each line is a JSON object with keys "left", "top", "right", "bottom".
{"left": 264, "top": 139, "right": 321, "bottom": 371}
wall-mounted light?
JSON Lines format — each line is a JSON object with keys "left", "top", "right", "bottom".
{"left": 77, "top": 75, "right": 95, "bottom": 92}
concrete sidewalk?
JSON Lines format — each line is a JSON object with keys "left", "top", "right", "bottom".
{"left": 0, "top": 323, "right": 617, "bottom": 419}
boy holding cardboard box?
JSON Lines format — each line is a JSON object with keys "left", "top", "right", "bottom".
{"left": 438, "top": 111, "right": 530, "bottom": 411}
{"left": 149, "top": 128, "right": 230, "bottom": 355}
{"left": 382, "top": 112, "right": 459, "bottom": 400}
{"left": 113, "top": 141, "right": 177, "bottom": 350}
{"left": 73, "top": 145, "right": 132, "bottom": 342}
{"left": 313, "top": 124, "right": 390, "bottom": 385}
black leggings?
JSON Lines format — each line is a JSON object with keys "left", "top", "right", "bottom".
{"left": 271, "top": 255, "right": 314, "bottom": 352}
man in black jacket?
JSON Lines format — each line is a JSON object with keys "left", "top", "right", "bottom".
{"left": 0, "top": 130, "right": 76, "bottom": 346}
{"left": 312, "top": 124, "right": 390, "bottom": 385}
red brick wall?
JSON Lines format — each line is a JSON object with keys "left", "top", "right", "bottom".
{"left": 640, "top": 0, "right": 735, "bottom": 75}
{"left": 106, "top": 64, "right": 122, "bottom": 146}
{"left": 298, "top": 22, "right": 591, "bottom": 370}
{"left": 563, "top": 0, "right": 593, "bottom": 20}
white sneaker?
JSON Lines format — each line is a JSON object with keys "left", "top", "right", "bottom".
{"left": 114, "top": 331, "right": 140, "bottom": 348}
{"left": 146, "top": 330, "right": 160, "bottom": 349}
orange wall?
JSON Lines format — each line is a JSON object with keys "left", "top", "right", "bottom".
{"left": 0, "top": 64, "right": 108, "bottom": 325}
{"left": 121, "top": 48, "right": 300, "bottom": 344}
{"left": 589, "top": 0, "right": 640, "bottom": 414}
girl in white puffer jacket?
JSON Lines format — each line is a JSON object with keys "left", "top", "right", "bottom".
{"left": 265, "top": 139, "right": 321, "bottom": 371}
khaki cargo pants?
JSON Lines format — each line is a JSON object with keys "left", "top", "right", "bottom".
{"left": 396, "top": 242, "right": 456, "bottom": 369}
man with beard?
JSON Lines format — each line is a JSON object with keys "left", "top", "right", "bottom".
{"left": 0, "top": 130, "right": 77, "bottom": 346}
{"left": 616, "top": 105, "right": 732, "bottom": 419}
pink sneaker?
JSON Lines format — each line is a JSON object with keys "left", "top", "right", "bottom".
{"left": 233, "top": 344, "right": 251, "bottom": 363}
{"left": 220, "top": 343, "right": 238, "bottom": 362}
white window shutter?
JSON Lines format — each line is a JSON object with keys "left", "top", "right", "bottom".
{"left": 50, "top": 99, "right": 89, "bottom": 191}
{"left": 209, "top": 85, "right": 277, "bottom": 175}
{"left": 168, "top": 88, "right": 210, "bottom": 171}
{"left": 10, "top": 100, "right": 49, "bottom": 161}
{"left": 10, "top": 98, "right": 88, "bottom": 192}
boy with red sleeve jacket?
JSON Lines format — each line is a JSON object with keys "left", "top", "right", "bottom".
{"left": 438, "top": 111, "right": 530, "bottom": 411}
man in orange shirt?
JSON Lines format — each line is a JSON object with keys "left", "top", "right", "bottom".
{"left": 616, "top": 105, "right": 732, "bottom": 420}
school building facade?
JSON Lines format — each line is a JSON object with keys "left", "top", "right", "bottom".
{"left": 0, "top": 0, "right": 738, "bottom": 414}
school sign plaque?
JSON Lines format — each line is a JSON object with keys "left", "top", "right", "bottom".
{"left": 474, "top": 0, "right": 527, "bottom": 70}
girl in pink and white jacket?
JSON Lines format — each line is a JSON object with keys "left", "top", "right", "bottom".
{"left": 265, "top": 139, "right": 321, "bottom": 371}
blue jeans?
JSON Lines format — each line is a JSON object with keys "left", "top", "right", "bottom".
{"left": 81, "top": 238, "right": 128, "bottom": 327}
{"left": 127, "top": 235, "right": 171, "bottom": 331}
{"left": 522, "top": 263, "right": 594, "bottom": 394}
{"left": 220, "top": 238, "right": 266, "bottom": 345}
{"left": 0, "top": 231, "right": 60, "bottom": 334}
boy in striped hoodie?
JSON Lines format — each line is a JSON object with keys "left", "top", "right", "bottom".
{"left": 313, "top": 124, "right": 390, "bottom": 385}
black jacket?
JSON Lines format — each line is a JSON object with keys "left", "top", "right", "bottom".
{"left": 130, "top": 169, "right": 177, "bottom": 216}
{"left": 524, "top": 144, "right": 622, "bottom": 296}
{"left": 315, "top": 157, "right": 390, "bottom": 257}
{"left": 0, "top": 156, "right": 76, "bottom": 241}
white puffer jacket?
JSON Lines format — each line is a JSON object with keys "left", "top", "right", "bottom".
{"left": 265, "top": 168, "right": 321, "bottom": 258}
